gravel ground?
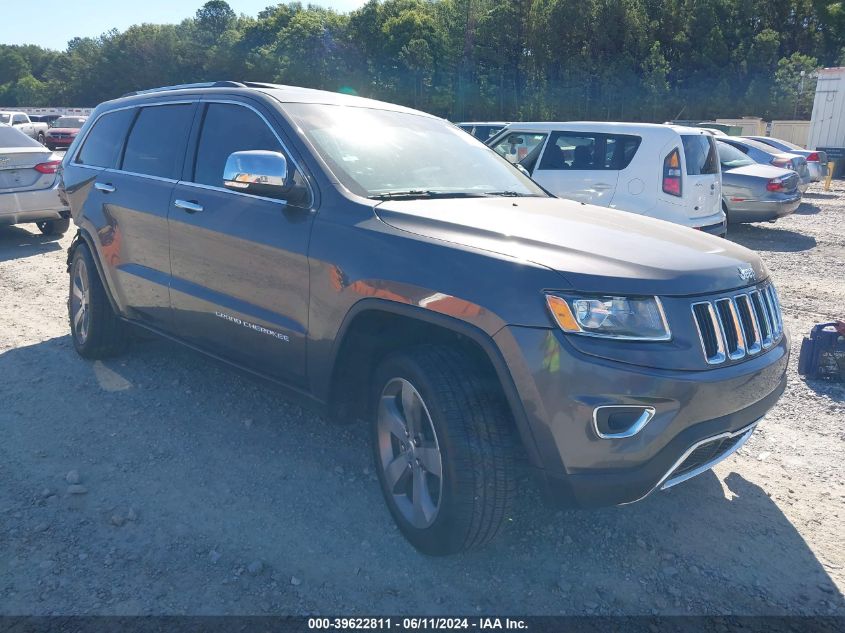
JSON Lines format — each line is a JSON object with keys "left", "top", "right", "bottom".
{"left": 0, "top": 182, "right": 843, "bottom": 616}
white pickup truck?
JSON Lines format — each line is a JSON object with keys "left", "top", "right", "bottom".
{"left": 0, "top": 111, "right": 49, "bottom": 145}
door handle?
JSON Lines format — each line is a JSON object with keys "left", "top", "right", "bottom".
{"left": 94, "top": 182, "right": 115, "bottom": 193}
{"left": 594, "top": 183, "right": 613, "bottom": 190}
{"left": 174, "top": 199, "right": 203, "bottom": 214}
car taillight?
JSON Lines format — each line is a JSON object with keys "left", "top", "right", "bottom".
{"left": 806, "top": 152, "right": 820, "bottom": 162}
{"left": 766, "top": 178, "right": 785, "bottom": 192}
{"left": 662, "top": 148, "right": 682, "bottom": 197}
{"left": 34, "top": 161, "right": 60, "bottom": 174}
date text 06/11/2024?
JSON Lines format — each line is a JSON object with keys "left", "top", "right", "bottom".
{"left": 307, "top": 618, "right": 529, "bottom": 630}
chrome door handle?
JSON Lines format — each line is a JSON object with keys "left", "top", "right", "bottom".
{"left": 174, "top": 199, "right": 203, "bottom": 214}
{"left": 94, "top": 182, "right": 115, "bottom": 193}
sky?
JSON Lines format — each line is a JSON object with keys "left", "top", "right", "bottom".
{"left": 0, "top": 0, "right": 367, "bottom": 51}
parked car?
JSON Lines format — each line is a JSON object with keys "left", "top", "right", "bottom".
{"left": 44, "top": 116, "right": 88, "bottom": 151}
{"left": 61, "top": 82, "right": 788, "bottom": 555}
{"left": 715, "top": 139, "right": 801, "bottom": 224}
{"left": 488, "top": 122, "right": 726, "bottom": 236}
{"left": 744, "top": 136, "right": 828, "bottom": 182}
{"left": 0, "top": 123, "right": 71, "bottom": 235}
{"left": 0, "top": 111, "right": 49, "bottom": 145}
{"left": 456, "top": 121, "right": 509, "bottom": 141}
{"left": 717, "top": 137, "right": 811, "bottom": 192}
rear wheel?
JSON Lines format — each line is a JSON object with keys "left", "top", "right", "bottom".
{"left": 36, "top": 218, "right": 70, "bottom": 236}
{"left": 37, "top": 132, "right": 45, "bottom": 145}
{"left": 372, "top": 346, "right": 515, "bottom": 555}
{"left": 68, "top": 244, "right": 127, "bottom": 358}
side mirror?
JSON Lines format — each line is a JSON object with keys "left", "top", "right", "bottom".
{"left": 223, "top": 150, "right": 288, "bottom": 199}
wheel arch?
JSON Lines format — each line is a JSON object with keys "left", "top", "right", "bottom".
{"left": 324, "top": 298, "right": 542, "bottom": 467}
{"left": 66, "top": 229, "right": 121, "bottom": 315}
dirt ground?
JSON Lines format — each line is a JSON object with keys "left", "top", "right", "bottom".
{"left": 0, "top": 182, "right": 843, "bottom": 616}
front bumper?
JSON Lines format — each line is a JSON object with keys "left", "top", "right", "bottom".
{"left": 726, "top": 193, "right": 801, "bottom": 223}
{"left": 46, "top": 136, "right": 75, "bottom": 147}
{"left": 494, "top": 325, "right": 789, "bottom": 507}
{"left": 0, "top": 180, "right": 68, "bottom": 225}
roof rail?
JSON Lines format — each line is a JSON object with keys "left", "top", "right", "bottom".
{"left": 120, "top": 81, "right": 246, "bottom": 98}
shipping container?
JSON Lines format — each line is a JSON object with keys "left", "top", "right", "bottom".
{"left": 807, "top": 67, "right": 845, "bottom": 176}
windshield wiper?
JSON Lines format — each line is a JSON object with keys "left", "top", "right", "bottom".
{"left": 368, "top": 190, "right": 489, "bottom": 200}
{"left": 481, "top": 190, "right": 535, "bottom": 197}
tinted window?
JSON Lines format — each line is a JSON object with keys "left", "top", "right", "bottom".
{"left": 12, "top": 114, "right": 27, "bottom": 124}
{"left": 75, "top": 108, "right": 135, "bottom": 168}
{"left": 0, "top": 113, "right": 10, "bottom": 124}
{"left": 122, "top": 104, "right": 193, "bottom": 179}
{"left": 681, "top": 134, "right": 718, "bottom": 175}
{"left": 193, "top": 103, "right": 282, "bottom": 187}
{"left": 538, "top": 132, "right": 641, "bottom": 171}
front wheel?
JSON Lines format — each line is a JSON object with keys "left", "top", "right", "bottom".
{"left": 372, "top": 346, "right": 515, "bottom": 555}
{"left": 37, "top": 132, "right": 45, "bottom": 145}
{"left": 36, "top": 218, "right": 70, "bottom": 236}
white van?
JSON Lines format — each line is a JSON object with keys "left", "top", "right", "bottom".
{"left": 488, "top": 122, "right": 726, "bottom": 236}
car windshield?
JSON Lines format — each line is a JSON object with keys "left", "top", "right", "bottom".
{"left": 0, "top": 125, "right": 44, "bottom": 148}
{"left": 282, "top": 103, "right": 547, "bottom": 199}
{"left": 716, "top": 141, "right": 755, "bottom": 169}
{"left": 53, "top": 117, "right": 86, "bottom": 128}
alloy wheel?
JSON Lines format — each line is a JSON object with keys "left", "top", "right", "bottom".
{"left": 70, "top": 259, "right": 90, "bottom": 343}
{"left": 376, "top": 378, "right": 444, "bottom": 529}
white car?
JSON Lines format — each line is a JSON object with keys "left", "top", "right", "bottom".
{"left": 0, "top": 123, "right": 70, "bottom": 236}
{"left": 488, "top": 122, "right": 726, "bottom": 236}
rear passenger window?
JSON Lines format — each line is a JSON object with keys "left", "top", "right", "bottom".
{"left": 681, "top": 134, "right": 719, "bottom": 175}
{"left": 193, "top": 103, "right": 282, "bottom": 187}
{"left": 121, "top": 104, "right": 194, "bottom": 179}
{"left": 538, "top": 132, "right": 640, "bottom": 170}
{"left": 76, "top": 109, "right": 135, "bottom": 168}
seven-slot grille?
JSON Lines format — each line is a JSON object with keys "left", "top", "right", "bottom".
{"left": 691, "top": 284, "right": 783, "bottom": 365}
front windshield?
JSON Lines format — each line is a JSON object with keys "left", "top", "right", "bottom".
{"left": 283, "top": 103, "right": 547, "bottom": 199}
{"left": 53, "top": 117, "right": 86, "bottom": 128}
{"left": 716, "top": 141, "right": 755, "bottom": 169}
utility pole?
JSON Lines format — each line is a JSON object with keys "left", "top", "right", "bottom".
{"left": 794, "top": 70, "right": 806, "bottom": 119}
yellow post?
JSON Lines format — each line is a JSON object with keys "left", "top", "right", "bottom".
{"left": 824, "top": 162, "right": 835, "bottom": 191}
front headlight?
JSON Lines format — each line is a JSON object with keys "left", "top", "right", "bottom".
{"left": 546, "top": 294, "right": 671, "bottom": 341}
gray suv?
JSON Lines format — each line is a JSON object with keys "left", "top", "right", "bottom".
{"left": 60, "top": 82, "right": 789, "bottom": 555}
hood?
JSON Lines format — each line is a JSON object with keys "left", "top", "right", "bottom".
{"left": 47, "top": 128, "right": 80, "bottom": 134}
{"left": 724, "top": 163, "right": 792, "bottom": 179}
{"left": 375, "top": 197, "right": 767, "bottom": 296}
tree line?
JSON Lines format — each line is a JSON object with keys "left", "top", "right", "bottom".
{"left": 1, "top": 0, "right": 843, "bottom": 122}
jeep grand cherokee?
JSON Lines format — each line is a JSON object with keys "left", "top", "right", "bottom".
{"left": 59, "top": 81, "right": 788, "bottom": 555}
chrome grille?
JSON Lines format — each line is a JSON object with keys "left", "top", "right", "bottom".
{"left": 692, "top": 284, "right": 783, "bottom": 365}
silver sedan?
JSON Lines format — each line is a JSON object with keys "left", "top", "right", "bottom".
{"left": 716, "top": 140, "right": 802, "bottom": 224}
{"left": 0, "top": 123, "right": 70, "bottom": 236}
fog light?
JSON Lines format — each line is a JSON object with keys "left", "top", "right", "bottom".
{"left": 592, "top": 405, "right": 655, "bottom": 439}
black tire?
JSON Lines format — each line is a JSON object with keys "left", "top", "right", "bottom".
{"left": 371, "top": 345, "right": 515, "bottom": 555}
{"left": 46, "top": 143, "right": 55, "bottom": 151}
{"left": 36, "top": 218, "right": 70, "bottom": 236}
{"left": 68, "top": 243, "right": 128, "bottom": 358}
{"left": 37, "top": 132, "right": 45, "bottom": 145}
